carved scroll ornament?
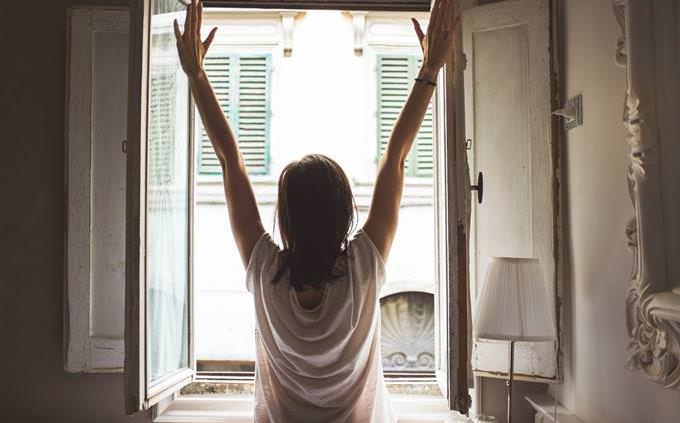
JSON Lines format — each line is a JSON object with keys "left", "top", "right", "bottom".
{"left": 616, "top": 0, "right": 680, "bottom": 388}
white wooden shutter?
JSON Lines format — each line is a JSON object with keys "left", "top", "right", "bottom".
{"left": 66, "top": 7, "right": 129, "bottom": 374}
{"left": 377, "top": 54, "right": 434, "bottom": 177}
{"left": 463, "top": 0, "right": 557, "bottom": 380}
{"left": 198, "top": 54, "right": 271, "bottom": 176}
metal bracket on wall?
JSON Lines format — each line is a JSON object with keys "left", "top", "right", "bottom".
{"left": 552, "top": 94, "right": 583, "bottom": 131}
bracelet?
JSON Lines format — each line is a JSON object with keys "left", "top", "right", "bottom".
{"left": 414, "top": 77, "right": 437, "bottom": 87}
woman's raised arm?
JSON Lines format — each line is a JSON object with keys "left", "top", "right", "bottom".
{"left": 363, "top": 0, "right": 458, "bottom": 260}
{"left": 174, "top": 0, "right": 264, "bottom": 267}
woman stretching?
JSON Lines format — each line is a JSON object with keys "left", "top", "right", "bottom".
{"left": 174, "top": 0, "right": 456, "bottom": 421}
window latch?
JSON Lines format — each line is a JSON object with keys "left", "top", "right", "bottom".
{"left": 471, "top": 171, "right": 483, "bottom": 204}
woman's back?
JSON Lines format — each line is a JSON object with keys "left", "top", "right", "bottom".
{"left": 246, "top": 231, "right": 395, "bottom": 423}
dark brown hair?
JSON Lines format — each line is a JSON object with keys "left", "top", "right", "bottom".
{"left": 272, "top": 154, "right": 357, "bottom": 291}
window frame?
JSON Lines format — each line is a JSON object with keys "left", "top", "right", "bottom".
{"left": 126, "top": 0, "right": 473, "bottom": 417}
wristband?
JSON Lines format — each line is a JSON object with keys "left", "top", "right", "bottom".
{"left": 414, "top": 77, "right": 437, "bottom": 87}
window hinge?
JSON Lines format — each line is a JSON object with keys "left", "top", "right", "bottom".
{"left": 121, "top": 139, "right": 127, "bottom": 154}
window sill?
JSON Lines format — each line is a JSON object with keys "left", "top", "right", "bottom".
{"left": 153, "top": 394, "right": 472, "bottom": 423}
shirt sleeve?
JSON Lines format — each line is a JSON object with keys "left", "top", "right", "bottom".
{"left": 245, "top": 232, "right": 280, "bottom": 293}
{"left": 350, "top": 230, "right": 387, "bottom": 290}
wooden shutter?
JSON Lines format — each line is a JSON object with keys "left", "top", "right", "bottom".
{"left": 198, "top": 54, "right": 271, "bottom": 176}
{"left": 237, "top": 55, "right": 271, "bottom": 175}
{"left": 198, "top": 55, "right": 231, "bottom": 175}
{"left": 377, "top": 54, "right": 434, "bottom": 177}
{"left": 415, "top": 57, "right": 434, "bottom": 177}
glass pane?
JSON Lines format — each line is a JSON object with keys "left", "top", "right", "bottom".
{"left": 147, "top": 0, "right": 190, "bottom": 385}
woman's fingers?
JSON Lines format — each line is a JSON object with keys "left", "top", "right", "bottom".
{"left": 191, "top": 0, "right": 198, "bottom": 36}
{"left": 411, "top": 18, "right": 425, "bottom": 46}
{"left": 197, "top": 0, "right": 203, "bottom": 37}
{"left": 173, "top": 19, "right": 182, "bottom": 42}
{"left": 184, "top": 4, "right": 192, "bottom": 36}
{"left": 203, "top": 27, "right": 218, "bottom": 52}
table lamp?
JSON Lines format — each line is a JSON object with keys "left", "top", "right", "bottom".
{"left": 473, "top": 257, "right": 556, "bottom": 423}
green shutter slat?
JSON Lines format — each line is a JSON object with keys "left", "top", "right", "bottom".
{"left": 198, "top": 55, "right": 232, "bottom": 175}
{"left": 377, "top": 54, "right": 434, "bottom": 177}
{"left": 237, "top": 55, "right": 271, "bottom": 175}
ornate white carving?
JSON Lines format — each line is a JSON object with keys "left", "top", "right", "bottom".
{"left": 380, "top": 292, "right": 435, "bottom": 371}
{"left": 617, "top": 0, "right": 680, "bottom": 389}
{"left": 280, "top": 12, "right": 298, "bottom": 57}
{"left": 350, "top": 12, "right": 367, "bottom": 56}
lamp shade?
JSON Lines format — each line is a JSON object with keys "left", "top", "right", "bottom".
{"left": 473, "top": 257, "right": 556, "bottom": 342}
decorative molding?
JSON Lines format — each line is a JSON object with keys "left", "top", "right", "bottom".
{"left": 380, "top": 292, "right": 435, "bottom": 371}
{"left": 617, "top": 0, "right": 680, "bottom": 389}
{"left": 279, "top": 12, "right": 298, "bottom": 57}
{"left": 350, "top": 11, "right": 367, "bottom": 56}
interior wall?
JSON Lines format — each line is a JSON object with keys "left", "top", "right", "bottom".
{"left": 0, "top": 1, "right": 150, "bottom": 422}
{"left": 555, "top": 0, "right": 680, "bottom": 422}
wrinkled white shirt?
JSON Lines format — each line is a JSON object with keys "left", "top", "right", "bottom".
{"left": 246, "top": 230, "right": 396, "bottom": 423}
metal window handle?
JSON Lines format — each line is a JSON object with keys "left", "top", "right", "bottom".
{"left": 471, "top": 171, "right": 483, "bottom": 204}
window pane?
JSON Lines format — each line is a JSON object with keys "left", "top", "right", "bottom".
{"left": 147, "top": 0, "right": 190, "bottom": 385}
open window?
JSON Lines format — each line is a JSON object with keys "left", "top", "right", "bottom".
{"left": 125, "top": 0, "right": 473, "bottom": 417}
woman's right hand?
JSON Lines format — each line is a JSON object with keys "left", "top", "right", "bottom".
{"left": 411, "top": 0, "right": 460, "bottom": 79}
{"left": 173, "top": 0, "right": 217, "bottom": 78}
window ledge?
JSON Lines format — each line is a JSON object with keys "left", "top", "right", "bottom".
{"left": 525, "top": 393, "right": 585, "bottom": 423}
{"left": 154, "top": 394, "right": 472, "bottom": 423}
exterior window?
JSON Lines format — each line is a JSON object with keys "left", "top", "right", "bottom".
{"left": 198, "top": 54, "right": 272, "bottom": 176}
{"left": 148, "top": 62, "right": 178, "bottom": 185}
{"left": 376, "top": 54, "right": 434, "bottom": 177}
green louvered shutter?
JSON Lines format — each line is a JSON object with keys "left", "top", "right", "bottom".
{"left": 198, "top": 54, "right": 271, "bottom": 176}
{"left": 148, "top": 65, "right": 177, "bottom": 185}
{"left": 377, "top": 54, "right": 434, "bottom": 177}
{"left": 199, "top": 55, "right": 232, "bottom": 175}
{"left": 237, "top": 55, "right": 271, "bottom": 175}
{"left": 414, "top": 57, "right": 434, "bottom": 177}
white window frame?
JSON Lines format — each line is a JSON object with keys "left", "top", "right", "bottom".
{"left": 125, "top": 0, "right": 474, "bottom": 418}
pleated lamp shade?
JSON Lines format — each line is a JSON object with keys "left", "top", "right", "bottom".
{"left": 474, "top": 257, "right": 556, "bottom": 342}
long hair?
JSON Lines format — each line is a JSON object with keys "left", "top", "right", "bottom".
{"left": 272, "top": 154, "right": 357, "bottom": 291}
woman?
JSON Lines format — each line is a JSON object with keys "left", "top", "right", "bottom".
{"left": 174, "top": 0, "right": 457, "bottom": 421}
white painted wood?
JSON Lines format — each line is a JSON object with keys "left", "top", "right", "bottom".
{"left": 462, "top": 0, "right": 557, "bottom": 379}
{"left": 525, "top": 393, "right": 585, "bottom": 423}
{"left": 432, "top": 0, "right": 476, "bottom": 413}
{"left": 616, "top": 0, "right": 680, "bottom": 389}
{"left": 65, "top": 7, "right": 129, "bottom": 373}
{"left": 472, "top": 339, "right": 556, "bottom": 379}
{"left": 126, "top": 1, "right": 197, "bottom": 413}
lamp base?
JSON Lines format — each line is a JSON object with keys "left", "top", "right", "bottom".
{"left": 507, "top": 340, "right": 515, "bottom": 423}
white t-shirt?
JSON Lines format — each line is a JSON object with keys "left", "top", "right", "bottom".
{"left": 245, "top": 230, "right": 396, "bottom": 423}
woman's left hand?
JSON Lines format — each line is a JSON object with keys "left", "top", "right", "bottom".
{"left": 173, "top": 0, "right": 218, "bottom": 79}
{"left": 411, "top": 0, "right": 460, "bottom": 78}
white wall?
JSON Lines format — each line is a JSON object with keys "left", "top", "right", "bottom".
{"left": 556, "top": 0, "right": 680, "bottom": 421}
